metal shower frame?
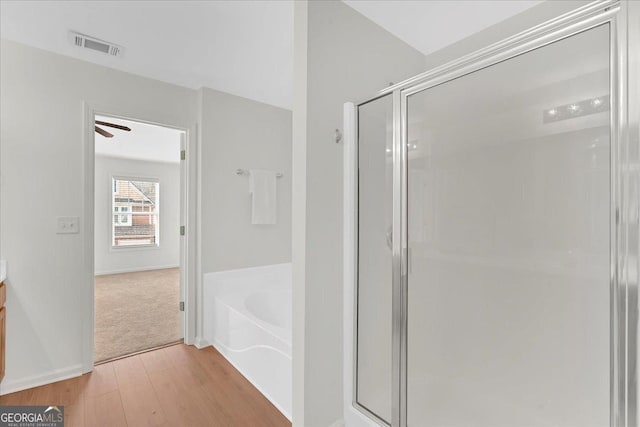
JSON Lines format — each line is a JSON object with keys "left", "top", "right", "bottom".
{"left": 348, "top": 1, "right": 639, "bottom": 426}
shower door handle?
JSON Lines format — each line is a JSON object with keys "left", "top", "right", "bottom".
{"left": 386, "top": 226, "right": 393, "bottom": 251}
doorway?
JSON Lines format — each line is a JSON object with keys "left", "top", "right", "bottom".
{"left": 93, "top": 114, "right": 185, "bottom": 363}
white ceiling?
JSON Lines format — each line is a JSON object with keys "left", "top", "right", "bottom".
{"left": 1, "top": 1, "right": 543, "bottom": 111}
{"left": 95, "top": 115, "right": 182, "bottom": 163}
{"left": 343, "top": 0, "right": 543, "bottom": 56}
{"left": 0, "top": 1, "right": 294, "bottom": 109}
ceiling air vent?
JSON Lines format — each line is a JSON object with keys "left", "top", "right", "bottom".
{"left": 69, "top": 31, "right": 123, "bottom": 57}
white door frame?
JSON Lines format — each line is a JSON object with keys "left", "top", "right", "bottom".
{"left": 82, "top": 103, "right": 197, "bottom": 373}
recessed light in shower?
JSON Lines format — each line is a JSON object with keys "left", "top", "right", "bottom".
{"left": 543, "top": 95, "right": 609, "bottom": 123}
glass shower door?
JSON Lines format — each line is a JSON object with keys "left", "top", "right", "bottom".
{"left": 405, "top": 24, "right": 611, "bottom": 426}
{"left": 356, "top": 94, "right": 394, "bottom": 424}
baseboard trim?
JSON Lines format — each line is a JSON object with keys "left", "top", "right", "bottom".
{"left": 194, "top": 337, "right": 210, "bottom": 349}
{"left": 0, "top": 364, "right": 83, "bottom": 396}
{"left": 95, "top": 265, "right": 179, "bottom": 276}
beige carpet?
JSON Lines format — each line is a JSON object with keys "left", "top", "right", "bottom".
{"left": 94, "top": 268, "right": 181, "bottom": 363}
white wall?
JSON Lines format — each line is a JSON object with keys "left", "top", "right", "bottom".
{"left": 0, "top": 38, "right": 292, "bottom": 395}
{"left": 420, "top": 0, "right": 591, "bottom": 70}
{"left": 0, "top": 39, "right": 198, "bottom": 394}
{"left": 292, "top": 2, "right": 426, "bottom": 425}
{"left": 199, "top": 87, "right": 292, "bottom": 274}
{"left": 94, "top": 155, "right": 180, "bottom": 275}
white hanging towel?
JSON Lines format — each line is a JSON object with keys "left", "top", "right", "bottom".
{"left": 249, "top": 169, "right": 277, "bottom": 224}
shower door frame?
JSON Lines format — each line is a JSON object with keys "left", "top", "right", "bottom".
{"left": 347, "top": 1, "right": 639, "bottom": 426}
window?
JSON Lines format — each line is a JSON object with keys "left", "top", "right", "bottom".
{"left": 111, "top": 178, "right": 160, "bottom": 248}
{"left": 113, "top": 206, "right": 131, "bottom": 226}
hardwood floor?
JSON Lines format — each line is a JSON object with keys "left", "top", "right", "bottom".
{"left": 0, "top": 344, "right": 291, "bottom": 427}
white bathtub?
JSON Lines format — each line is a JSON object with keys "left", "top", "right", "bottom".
{"left": 203, "top": 263, "right": 292, "bottom": 420}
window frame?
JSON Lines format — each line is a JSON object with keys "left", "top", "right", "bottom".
{"left": 110, "top": 175, "right": 161, "bottom": 250}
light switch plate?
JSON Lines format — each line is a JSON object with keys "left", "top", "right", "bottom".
{"left": 57, "top": 216, "right": 80, "bottom": 234}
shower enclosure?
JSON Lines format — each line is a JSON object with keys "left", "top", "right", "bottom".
{"left": 344, "top": 1, "right": 638, "bottom": 426}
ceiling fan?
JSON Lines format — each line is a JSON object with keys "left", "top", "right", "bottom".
{"left": 95, "top": 120, "right": 131, "bottom": 138}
